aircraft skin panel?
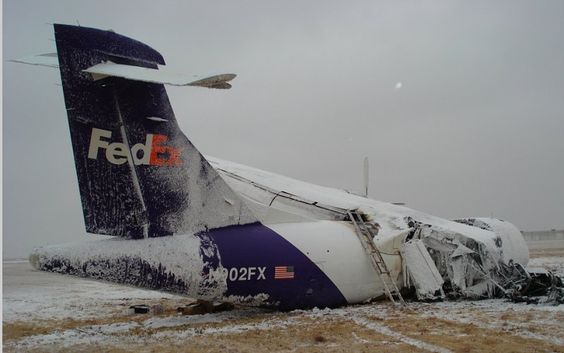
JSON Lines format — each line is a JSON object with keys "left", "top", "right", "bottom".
{"left": 210, "top": 156, "right": 528, "bottom": 267}
{"left": 269, "top": 221, "right": 392, "bottom": 303}
{"left": 30, "top": 233, "right": 222, "bottom": 299}
{"left": 54, "top": 24, "right": 165, "bottom": 65}
{"left": 30, "top": 220, "right": 392, "bottom": 308}
{"left": 31, "top": 222, "right": 357, "bottom": 309}
{"left": 206, "top": 222, "right": 349, "bottom": 309}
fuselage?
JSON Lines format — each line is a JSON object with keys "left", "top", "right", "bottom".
{"left": 31, "top": 155, "right": 529, "bottom": 310}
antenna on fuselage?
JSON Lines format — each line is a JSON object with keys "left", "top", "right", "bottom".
{"left": 363, "top": 157, "right": 369, "bottom": 198}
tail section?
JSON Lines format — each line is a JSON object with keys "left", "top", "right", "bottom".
{"left": 54, "top": 24, "right": 256, "bottom": 238}
{"left": 25, "top": 24, "right": 350, "bottom": 310}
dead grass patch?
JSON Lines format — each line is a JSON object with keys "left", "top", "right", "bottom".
{"left": 383, "top": 314, "right": 564, "bottom": 353}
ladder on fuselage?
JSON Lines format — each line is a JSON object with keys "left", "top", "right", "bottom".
{"left": 347, "top": 211, "right": 406, "bottom": 305}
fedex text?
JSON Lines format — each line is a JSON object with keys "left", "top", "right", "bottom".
{"left": 88, "top": 128, "right": 182, "bottom": 166}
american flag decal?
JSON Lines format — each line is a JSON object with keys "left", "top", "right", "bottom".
{"left": 274, "top": 266, "right": 295, "bottom": 279}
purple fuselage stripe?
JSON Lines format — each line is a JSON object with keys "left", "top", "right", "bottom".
{"left": 201, "top": 223, "right": 347, "bottom": 310}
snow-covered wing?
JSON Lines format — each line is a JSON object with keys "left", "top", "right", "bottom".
{"left": 83, "top": 62, "right": 236, "bottom": 88}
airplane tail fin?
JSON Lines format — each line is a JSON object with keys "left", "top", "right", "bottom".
{"left": 53, "top": 24, "right": 256, "bottom": 238}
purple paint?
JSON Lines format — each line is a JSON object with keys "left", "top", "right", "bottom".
{"left": 202, "top": 223, "right": 347, "bottom": 310}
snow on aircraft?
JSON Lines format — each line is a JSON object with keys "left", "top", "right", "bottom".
{"left": 18, "top": 24, "right": 535, "bottom": 310}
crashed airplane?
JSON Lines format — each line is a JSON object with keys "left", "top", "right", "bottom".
{"left": 17, "top": 24, "right": 559, "bottom": 310}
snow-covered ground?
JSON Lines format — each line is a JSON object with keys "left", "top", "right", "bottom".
{"left": 529, "top": 253, "right": 564, "bottom": 278}
{"left": 2, "top": 260, "right": 186, "bottom": 322}
{"left": 3, "top": 243, "right": 564, "bottom": 353}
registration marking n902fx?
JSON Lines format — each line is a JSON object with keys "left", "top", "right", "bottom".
{"left": 226, "top": 267, "right": 266, "bottom": 281}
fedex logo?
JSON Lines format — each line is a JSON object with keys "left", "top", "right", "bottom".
{"left": 88, "top": 128, "right": 182, "bottom": 166}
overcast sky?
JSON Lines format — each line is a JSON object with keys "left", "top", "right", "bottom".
{"left": 3, "top": 0, "right": 564, "bottom": 258}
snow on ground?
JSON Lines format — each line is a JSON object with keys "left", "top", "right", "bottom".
{"left": 3, "top": 244, "right": 564, "bottom": 353}
{"left": 416, "top": 300, "right": 564, "bottom": 346}
{"left": 2, "top": 260, "right": 184, "bottom": 322}
{"left": 529, "top": 256, "right": 564, "bottom": 278}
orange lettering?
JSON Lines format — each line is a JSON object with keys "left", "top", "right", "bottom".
{"left": 149, "top": 134, "right": 168, "bottom": 166}
{"left": 149, "top": 134, "right": 183, "bottom": 166}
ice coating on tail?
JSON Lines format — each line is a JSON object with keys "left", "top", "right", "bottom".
{"left": 54, "top": 24, "right": 256, "bottom": 238}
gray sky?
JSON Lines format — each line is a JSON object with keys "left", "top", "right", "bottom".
{"left": 3, "top": 0, "right": 564, "bottom": 259}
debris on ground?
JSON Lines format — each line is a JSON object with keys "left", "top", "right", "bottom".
{"left": 129, "top": 305, "right": 150, "bottom": 314}
{"left": 177, "top": 300, "right": 235, "bottom": 315}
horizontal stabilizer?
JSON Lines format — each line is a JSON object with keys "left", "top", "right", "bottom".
{"left": 11, "top": 55, "right": 235, "bottom": 89}
{"left": 83, "top": 62, "right": 236, "bottom": 88}
{"left": 10, "top": 53, "right": 59, "bottom": 68}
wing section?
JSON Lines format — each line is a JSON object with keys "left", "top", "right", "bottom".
{"left": 83, "top": 62, "right": 236, "bottom": 89}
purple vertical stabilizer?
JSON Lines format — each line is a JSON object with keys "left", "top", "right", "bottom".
{"left": 54, "top": 24, "right": 256, "bottom": 238}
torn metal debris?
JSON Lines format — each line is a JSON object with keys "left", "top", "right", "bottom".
{"left": 401, "top": 218, "right": 563, "bottom": 303}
